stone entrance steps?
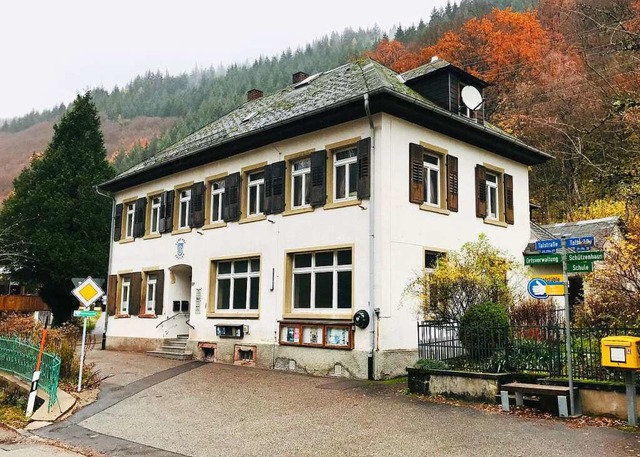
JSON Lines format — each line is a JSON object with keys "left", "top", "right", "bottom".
{"left": 147, "top": 334, "right": 193, "bottom": 361}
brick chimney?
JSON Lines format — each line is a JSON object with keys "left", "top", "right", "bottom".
{"left": 247, "top": 89, "right": 263, "bottom": 101}
{"left": 292, "top": 72, "right": 309, "bottom": 84}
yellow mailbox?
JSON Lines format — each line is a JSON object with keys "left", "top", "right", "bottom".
{"left": 601, "top": 336, "right": 640, "bottom": 369}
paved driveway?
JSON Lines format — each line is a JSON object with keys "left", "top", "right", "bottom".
{"left": 38, "top": 349, "right": 640, "bottom": 457}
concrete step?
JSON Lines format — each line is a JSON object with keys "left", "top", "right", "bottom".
{"left": 176, "top": 334, "right": 189, "bottom": 339}
{"left": 146, "top": 350, "right": 193, "bottom": 361}
{"left": 159, "top": 346, "right": 190, "bottom": 354}
{"left": 164, "top": 341, "right": 188, "bottom": 347}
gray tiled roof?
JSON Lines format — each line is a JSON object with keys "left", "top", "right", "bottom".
{"left": 108, "top": 57, "right": 547, "bottom": 185}
{"left": 525, "top": 216, "right": 622, "bottom": 254}
{"left": 400, "top": 59, "right": 451, "bottom": 81}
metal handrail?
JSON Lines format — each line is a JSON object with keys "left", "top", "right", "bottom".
{"left": 155, "top": 312, "right": 184, "bottom": 328}
{"left": 185, "top": 319, "right": 195, "bottom": 330}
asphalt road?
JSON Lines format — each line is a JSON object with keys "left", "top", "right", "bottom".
{"left": 37, "top": 350, "right": 640, "bottom": 457}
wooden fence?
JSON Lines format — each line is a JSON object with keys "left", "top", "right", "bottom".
{"left": 0, "top": 295, "right": 48, "bottom": 312}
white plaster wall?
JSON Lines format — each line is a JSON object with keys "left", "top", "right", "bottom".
{"left": 108, "top": 119, "right": 373, "bottom": 349}
{"left": 373, "top": 114, "right": 532, "bottom": 351}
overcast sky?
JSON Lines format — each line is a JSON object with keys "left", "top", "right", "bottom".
{"left": 0, "top": 0, "right": 447, "bottom": 119}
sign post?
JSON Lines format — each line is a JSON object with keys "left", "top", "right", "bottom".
{"left": 71, "top": 277, "right": 104, "bottom": 392}
{"left": 524, "top": 235, "right": 604, "bottom": 417}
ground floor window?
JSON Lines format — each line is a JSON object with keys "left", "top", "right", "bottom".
{"left": 279, "top": 322, "right": 353, "bottom": 349}
{"left": 215, "top": 258, "right": 260, "bottom": 311}
{"left": 291, "top": 249, "right": 352, "bottom": 311}
{"left": 120, "top": 277, "right": 131, "bottom": 314}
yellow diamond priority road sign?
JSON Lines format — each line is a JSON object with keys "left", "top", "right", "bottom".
{"left": 72, "top": 276, "right": 105, "bottom": 308}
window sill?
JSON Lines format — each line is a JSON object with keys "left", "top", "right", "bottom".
{"left": 172, "top": 227, "right": 192, "bottom": 235}
{"left": 483, "top": 218, "right": 508, "bottom": 228}
{"left": 114, "top": 314, "right": 130, "bottom": 318}
{"left": 202, "top": 221, "right": 227, "bottom": 230}
{"left": 118, "top": 238, "right": 135, "bottom": 244}
{"left": 283, "top": 312, "right": 353, "bottom": 320}
{"left": 283, "top": 206, "right": 314, "bottom": 217}
{"left": 419, "top": 204, "right": 450, "bottom": 215}
{"left": 138, "top": 314, "right": 157, "bottom": 319}
{"left": 324, "top": 199, "right": 360, "bottom": 210}
{"left": 239, "top": 215, "right": 266, "bottom": 225}
{"left": 207, "top": 312, "right": 259, "bottom": 319}
{"left": 143, "top": 233, "right": 162, "bottom": 240}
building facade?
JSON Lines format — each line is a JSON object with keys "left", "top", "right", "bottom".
{"left": 100, "top": 58, "right": 550, "bottom": 379}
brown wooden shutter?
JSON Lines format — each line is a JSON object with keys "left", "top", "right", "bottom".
{"left": 475, "top": 165, "right": 487, "bottom": 218}
{"left": 409, "top": 143, "right": 424, "bottom": 204}
{"left": 223, "top": 172, "right": 241, "bottom": 221}
{"left": 263, "top": 164, "right": 273, "bottom": 215}
{"left": 270, "top": 161, "right": 286, "bottom": 213}
{"left": 357, "top": 137, "right": 371, "bottom": 199}
{"left": 107, "top": 274, "right": 117, "bottom": 316}
{"left": 133, "top": 197, "right": 146, "bottom": 238}
{"left": 310, "top": 150, "right": 327, "bottom": 207}
{"left": 113, "top": 204, "right": 123, "bottom": 241}
{"left": 504, "top": 173, "right": 514, "bottom": 225}
{"left": 154, "top": 270, "right": 164, "bottom": 316}
{"left": 160, "top": 190, "right": 174, "bottom": 233}
{"left": 446, "top": 155, "right": 459, "bottom": 212}
{"left": 190, "top": 181, "right": 205, "bottom": 228}
{"left": 129, "top": 272, "right": 142, "bottom": 316}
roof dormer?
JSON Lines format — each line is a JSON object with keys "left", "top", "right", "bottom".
{"left": 401, "top": 57, "right": 489, "bottom": 124}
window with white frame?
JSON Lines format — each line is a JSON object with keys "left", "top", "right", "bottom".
{"left": 125, "top": 203, "right": 135, "bottom": 238}
{"left": 150, "top": 196, "right": 161, "bottom": 234}
{"left": 247, "top": 171, "right": 265, "bottom": 216}
{"left": 423, "top": 153, "right": 440, "bottom": 206}
{"left": 120, "top": 277, "right": 131, "bottom": 314}
{"left": 146, "top": 275, "right": 157, "bottom": 314}
{"left": 334, "top": 147, "right": 357, "bottom": 201}
{"left": 216, "top": 258, "right": 260, "bottom": 311}
{"left": 486, "top": 172, "right": 499, "bottom": 219}
{"left": 178, "top": 189, "right": 191, "bottom": 229}
{"left": 292, "top": 249, "right": 352, "bottom": 311}
{"left": 210, "top": 180, "right": 225, "bottom": 223}
{"left": 292, "top": 158, "right": 311, "bottom": 208}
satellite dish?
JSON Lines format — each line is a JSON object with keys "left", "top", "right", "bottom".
{"left": 461, "top": 85, "right": 483, "bottom": 111}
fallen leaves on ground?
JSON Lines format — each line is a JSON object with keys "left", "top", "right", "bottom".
{"left": 417, "top": 394, "right": 634, "bottom": 430}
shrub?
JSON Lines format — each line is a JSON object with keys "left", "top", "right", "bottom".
{"left": 459, "top": 302, "right": 511, "bottom": 361}
{"left": 510, "top": 297, "right": 559, "bottom": 327}
{"left": 414, "top": 359, "right": 449, "bottom": 370}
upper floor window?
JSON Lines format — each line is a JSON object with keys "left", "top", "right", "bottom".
{"left": 247, "top": 171, "right": 265, "bottom": 216}
{"left": 486, "top": 172, "right": 499, "bottom": 220}
{"left": 475, "top": 165, "right": 514, "bottom": 225}
{"left": 334, "top": 147, "right": 358, "bottom": 201}
{"left": 125, "top": 203, "right": 135, "bottom": 239}
{"left": 210, "top": 180, "right": 225, "bottom": 223}
{"left": 178, "top": 189, "right": 191, "bottom": 229}
{"left": 423, "top": 154, "right": 440, "bottom": 206}
{"left": 292, "top": 158, "right": 311, "bottom": 209}
{"left": 291, "top": 249, "right": 352, "bottom": 312}
{"left": 150, "top": 196, "right": 161, "bottom": 234}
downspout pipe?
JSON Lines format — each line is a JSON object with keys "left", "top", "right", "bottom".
{"left": 95, "top": 185, "right": 115, "bottom": 350}
{"left": 364, "top": 93, "right": 377, "bottom": 380}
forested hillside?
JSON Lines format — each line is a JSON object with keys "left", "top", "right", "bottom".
{"left": 10, "top": 0, "right": 630, "bottom": 223}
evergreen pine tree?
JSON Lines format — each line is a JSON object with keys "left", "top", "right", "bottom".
{"left": 0, "top": 93, "right": 115, "bottom": 323}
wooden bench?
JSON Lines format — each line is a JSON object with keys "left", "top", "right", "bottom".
{"left": 500, "top": 382, "right": 580, "bottom": 417}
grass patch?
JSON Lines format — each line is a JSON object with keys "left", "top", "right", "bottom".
{"left": 378, "top": 376, "right": 408, "bottom": 386}
{"left": 0, "top": 405, "right": 28, "bottom": 428}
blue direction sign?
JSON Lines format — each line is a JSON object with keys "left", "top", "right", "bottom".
{"left": 527, "top": 278, "right": 549, "bottom": 299}
{"left": 566, "top": 236, "right": 595, "bottom": 248}
{"left": 574, "top": 246, "right": 591, "bottom": 252}
{"left": 535, "top": 239, "right": 561, "bottom": 251}
{"left": 540, "top": 249, "right": 557, "bottom": 254}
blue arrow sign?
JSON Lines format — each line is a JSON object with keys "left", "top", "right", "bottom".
{"left": 540, "top": 248, "right": 557, "bottom": 254}
{"left": 535, "top": 239, "right": 561, "bottom": 251}
{"left": 527, "top": 278, "right": 549, "bottom": 299}
{"left": 566, "top": 236, "right": 595, "bottom": 248}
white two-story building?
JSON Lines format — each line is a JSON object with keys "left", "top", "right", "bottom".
{"left": 99, "top": 57, "right": 550, "bottom": 379}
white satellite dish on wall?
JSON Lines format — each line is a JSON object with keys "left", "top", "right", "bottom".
{"left": 461, "top": 85, "right": 483, "bottom": 111}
